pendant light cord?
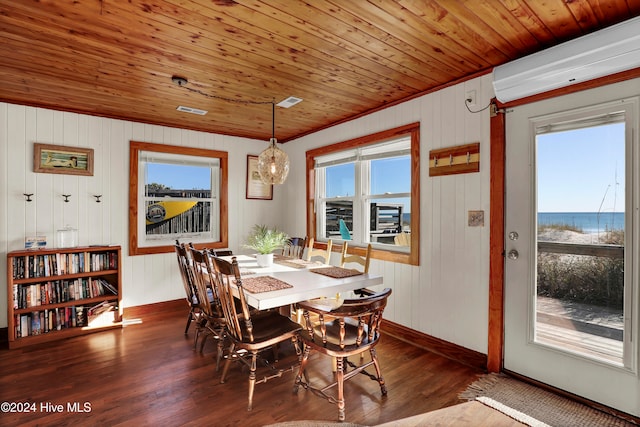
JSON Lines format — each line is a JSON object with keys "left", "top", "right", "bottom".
{"left": 271, "top": 101, "right": 276, "bottom": 141}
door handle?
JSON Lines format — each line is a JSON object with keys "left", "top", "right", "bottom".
{"left": 507, "top": 249, "right": 519, "bottom": 260}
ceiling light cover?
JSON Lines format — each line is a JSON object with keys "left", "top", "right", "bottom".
{"left": 277, "top": 96, "right": 303, "bottom": 108}
{"left": 257, "top": 102, "right": 289, "bottom": 185}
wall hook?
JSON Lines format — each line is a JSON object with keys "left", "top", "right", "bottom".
{"left": 94, "top": 195, "right": 102, "bottom": 203}
{"left": 23, "top": 193, "right": 33, "bottom": 202}
{"left": 62, "top": 194, "right": 71, "bottom": 202}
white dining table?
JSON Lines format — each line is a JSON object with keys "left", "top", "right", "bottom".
{"left": 225, "top": 254, "right": 384, "bottom": 311}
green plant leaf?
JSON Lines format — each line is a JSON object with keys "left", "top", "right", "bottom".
{"left": 243, "top": 224, "right": 289, "bottom": 254}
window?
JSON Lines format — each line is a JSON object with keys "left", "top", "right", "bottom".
{"left": 306, "top": 123, "right": 419, "bottom": 265}
{"left": 534, "top": 105, "right": 630, "bottom": 365}
{"left": 129, "top": 141, "right": 228, "bottom": 255}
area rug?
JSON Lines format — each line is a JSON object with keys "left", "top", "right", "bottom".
{"left": 459, "top": 373, "right": 634, "bottom": 426}
{"left": 263, "top": 422, "right": 364, "bottom": 427}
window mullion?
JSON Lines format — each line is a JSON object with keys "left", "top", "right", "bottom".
{"left": 358, "top": 160, "right": 369, "bottom": 244}
{"left": 316, "top": 167, "right": 326, "bottom": 239}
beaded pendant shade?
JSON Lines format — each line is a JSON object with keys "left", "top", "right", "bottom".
{"left": 257, "top": 102, "right": 290, "bottom": 185}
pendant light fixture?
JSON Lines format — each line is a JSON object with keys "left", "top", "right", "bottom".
{"left": 257, "top": 101, "right": 289, "bottom": 185}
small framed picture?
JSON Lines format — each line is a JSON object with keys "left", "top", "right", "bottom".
{"left": 34, "top": 143, "right": 94, "bottom": 176}
{"left": 25, "top": 235, "right": 47, "bottom": 249}
{"left": 246, "top": 155, "right": 273, "bottom": 200}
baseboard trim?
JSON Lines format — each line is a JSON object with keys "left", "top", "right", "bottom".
{"left": 383, "top": 319, "right": 488, "bottom": 371}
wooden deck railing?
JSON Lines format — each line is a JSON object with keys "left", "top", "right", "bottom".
{"left": 538, "top": 241, "right": 624, "bottom": 259}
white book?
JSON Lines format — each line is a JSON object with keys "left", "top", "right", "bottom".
{"left": 20, "top": 315, "right": 29, "bottom": 337}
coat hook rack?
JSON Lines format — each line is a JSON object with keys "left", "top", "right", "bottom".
{"left": 23, "top": 193, "right": 33, "bottom": 202}
{"left": 62, "top": 194, "right": 71, "bottom": 202}
{"left": 429, "top": 142, "right": 480, "bottom": 177}
{"left": 94, "top": 195, "right": 102, "bottom": 203}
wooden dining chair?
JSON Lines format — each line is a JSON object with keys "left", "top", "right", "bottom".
{"left": 293, "top": 288, "right": 392, "bottom": 421}
{"left": 187, "top": 247, "right": 227, "bottom": 370}
{"left": 212, "top": 249, "right": 233, "bottom": 256}
{"left": 282, "top": 237, "right": 307, "bottom": 259}
{"left": 394, "top": 231, "right": 411, "bottom": 247}
{"left": 340, "top": 242, "right": 372, "bottom": 273}
{"left": 211, "top": 256, "right": 302, "bottom": 412}
{"left": 174, "top": 241, "right": 200, "bottom": 334}
{"left": 305, "top": 237, "right": 333, "bottom": 264}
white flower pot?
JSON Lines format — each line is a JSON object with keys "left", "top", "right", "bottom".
{"left": 256, "top": 253, "right": 274, "bottom": 268}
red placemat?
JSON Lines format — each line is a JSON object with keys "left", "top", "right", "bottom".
{"left": 239, "top": 276, "right": 293, "bottom": 293}
{"left": 310, "top": 267, "right": 363, "bottom": 278}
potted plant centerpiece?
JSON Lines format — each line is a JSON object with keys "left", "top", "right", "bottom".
{"left": 244, "top": 224, "right": 289, "bottom": 267}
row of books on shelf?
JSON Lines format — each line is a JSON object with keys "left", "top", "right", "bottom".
{"left": 12, "top": 251, "right": 118, "bottom": 279}
{"left": 12, "top": 278, "right": 118, "bottom": 310}
{"left": 14, "top": 301, "right": 117, "bottom": 338}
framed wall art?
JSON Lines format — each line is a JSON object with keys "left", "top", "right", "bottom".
{"left": 34, "top": 143, "right": 94, "bottom": 176}
{"left": 246, "top": 155, "right": 273, "bottom": 200}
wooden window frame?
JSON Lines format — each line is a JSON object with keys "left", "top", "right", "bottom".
{"left": 306, "top": 123, "right": 420, "bottom": 265}
{"left": 128, "top": 141, "right": 229, "bottom": 256}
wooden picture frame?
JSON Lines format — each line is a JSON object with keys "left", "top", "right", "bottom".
{"left": 34, "top": 143, "right": 94, "bottom": 176}
{"left": 246, "top": 155, "right": 273, "bottom": 200}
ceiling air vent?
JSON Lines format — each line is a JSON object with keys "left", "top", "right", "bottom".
{"left": 276, "top": 96, "right": 303, "bottom": 108}
{"left": 176, "top": 105, "right": 208, "bottom": 115}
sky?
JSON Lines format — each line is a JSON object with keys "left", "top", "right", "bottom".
{"left": 537, "top": 122, "right": 625, "bottom": 213}
{"left": 326, "top": 156, "right": 411, "bottom": 213}
{"left": 146, "top": 163, "right": 211, "bottom": 190}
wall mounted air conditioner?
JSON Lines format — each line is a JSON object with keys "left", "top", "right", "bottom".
{"left": 493, "top": 16, "right": 640, "bottom": 103}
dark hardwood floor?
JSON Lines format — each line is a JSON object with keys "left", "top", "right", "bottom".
{"left": 0, "top": 304, "right": 485, "bottom": 426}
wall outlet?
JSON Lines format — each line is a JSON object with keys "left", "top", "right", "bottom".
{"left": 468, "top": 210, "right": 484, "bottom": 227}
{"left": 465, "top": 90, "right": 477, "bottom": 106}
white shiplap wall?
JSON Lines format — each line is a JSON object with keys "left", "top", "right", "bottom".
{"left": 0, "top": 74, "right": 494, "bottom": 354}
{"left": 0, "top": 105, "right": 279, "bottom": 325}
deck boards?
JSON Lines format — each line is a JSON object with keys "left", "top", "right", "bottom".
{"left": 536, "top": 296, "right": 623, "bottom": 364}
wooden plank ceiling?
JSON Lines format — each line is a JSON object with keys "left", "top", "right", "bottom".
{"left": 0, "top": 0, "right": 638, "bottom": 142}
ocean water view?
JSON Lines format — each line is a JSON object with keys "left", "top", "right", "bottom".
{"left": 538, "top": 212, "right": 624, "bottom": 233}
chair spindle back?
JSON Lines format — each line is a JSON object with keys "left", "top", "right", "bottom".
{"left": 211, "top": 255, "right": 253, "bottom": 342}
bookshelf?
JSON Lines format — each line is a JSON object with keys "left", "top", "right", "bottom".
{"left": 7, "top": 245, "right": 122, "bottom": 349}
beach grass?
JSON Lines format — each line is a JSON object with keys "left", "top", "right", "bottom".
{"left": 537, "top": 223, "right": 624, "bottom": 309}
{"left": 538, "top": 223, "right": 583, "bottom": 233}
